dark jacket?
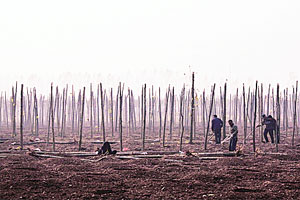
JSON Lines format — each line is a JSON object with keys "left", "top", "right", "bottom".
{"left": 230, "top": 125, "right": 238, "bottom": 138}
{"left": 270, "top": 118, "right": 277, "bottom": 130}
{"left": 263, "top": 117, "right": 276, "bottom": 130}
{"left": 212, "top": 118, "right": 223, "bottom": 131}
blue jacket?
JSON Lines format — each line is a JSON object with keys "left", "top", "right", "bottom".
{"left": 212, "top": 118, "right": 223, "bottom": 131}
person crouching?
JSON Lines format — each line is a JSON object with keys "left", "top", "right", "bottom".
{"left": 97, "top": 142, "right": 117, "bottom": 155}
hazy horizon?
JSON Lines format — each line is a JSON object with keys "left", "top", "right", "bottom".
{"left": 1, "top": 0, "right": 300, "bottom": 94}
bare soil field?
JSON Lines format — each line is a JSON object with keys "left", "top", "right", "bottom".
{"left": 1, "top": 127, "right": 300, "bottom": 199}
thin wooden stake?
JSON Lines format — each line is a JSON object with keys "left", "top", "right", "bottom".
{"left": 204, "top": 84, "right": 216, "bottom": 150}
{"left": 20, "top": 84, "right": 24, "bottom": 150}
{"left": 292, "top": 81, "right": 298, "bottom": 146}
{"left": 79, "top": 87, "right": 85, "bottom": 151}
{"left": 253, "top": 81, "right": 258, "bottom": 152}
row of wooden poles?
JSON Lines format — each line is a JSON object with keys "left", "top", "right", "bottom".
{"left": 3, "top": 74, "right": 300, "bottom": 152}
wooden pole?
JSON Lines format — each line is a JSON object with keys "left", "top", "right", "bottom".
{"left": 285, "top": 88, "right": 288, "bottom": 136}
{"left": 50, "top": 84, "right": 56, "bottom": 152}
{"left": 179, "top": 85, "right": 185, "bottom": 151}
{"left": 190, "top": 72, "right": 195, "bottom": 144}
{"left": 33, "top": 88, "right": 39, "bottom": 136}
{"left": 267, "top": 84, "right": 270, "bottom": 115}
{"left": 72, "top": 85, "right": 75, "bottom": 135}
{"left": 20, "top": 84, "right": 24, "bottom": 150}
{"left": 115, "top": 85, "right": 119, "bottom": 132}
{"left": 202, "top": 90, "right": 206, "bottom": 136}
{"left": 243, "top": 84, "right": 247, "bottom": 144}
{"left": 152, "top": 86, "right": 155, "bottom": 133}
{"left": 63, "top": 85, "right": 68, "bottom": 137}
{"left": 235, "top": 88, "right": 238, "bottom": 124}
{"left": 223, "top": 83, "right": 227, "bottom": 139}
{"left": 5, "top": 92, "right": 8, "bottom": 129}
{"left": 56, "top": 87, "right": 60, "bottom": 135}
{"left": 204, "top": 84, "right": 216, "bottom": 150}
{"left": 90, "top": 84, "right": 93, "bottom": 138}
{"left": 131, "top": 90, "right": 137, "bottom": 131}
{"left": 128, "top": 88, "right": 131, "bottom": 136}
{"left": 292, "top": 81, "right": 298, "bottom": 146}
{"left": 275, "top": 84, "right": 280, "bottom": 152}
{"left": 79, "top": 87, "right": 85, "bottom": 151}
{"left": 142, "top": 84, "right": 146, "bottom": 150}
{"left": 47, "top": 92, "right": 51, "bottom": 143}
{"left": 162, "top": 86, "right": 170, "bottom": 147}
{"left": 111, "top": 88, "right": 114, "bottom": 137}
{"left": 170, "top": 87, "right": 175, "bottom": 140}
{"left": 159, "top": 87, "right": 162, "bottom": 139}
{"left": 100, "top": 83, "right": 106, "bottom": 142}
{"left": 253, "top": 81, "right": 258, "bottom": 152}
{"left": 119, "top": 83, "right": 124, "bottom": 151}
{"left": 260, "top": 84, "right": 264, "bottom": 142}
{"left": 141, "top": 86, "right": 144, "bottom": 138}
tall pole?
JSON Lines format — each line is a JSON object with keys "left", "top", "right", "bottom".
{"left": 243, "top": 84, "right": 247, "bottom": 144}
{"left": 275, "top": 84, "right": 280, "bottom": 152}
{"left": 190, "top": 72, "right": 195, "bottom": 144}
{"left": 162, "top": 86, "right": 170, "bottom": 147}
{"left": 223, "top": 82, "right": 227, "bottom": 139}
{"left": 204, "top": 84, "right": 216, "bottom": 150}
{"left": 292, "top": 81, "right": 298, "bottom": 146}
{"left": 100, "top": 83, "right": 106, "bottom": 142}
{"left": 20, "top": 84, "right": 24, "bottom": 150}
{"left": 50, "top": 84, "right": 56, "bottom": 152}
{"left": 79, "top": 87, "right": 85, "bottom": 151}
{"left": 111, "top": 88, "right": 114, "bottom": 137}
{"left": 142, "top": 84, "right": 146, "bottom": 151}
{"left": 119, "top": 83, "right": 124, "bottom": 151}
{"left": 253, "top": 81, "right": 258, "bottom": 152}
{"left": 179, "top": 85, "right": 185, "bottom": 151}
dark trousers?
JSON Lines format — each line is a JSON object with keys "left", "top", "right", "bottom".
{"left": 264, "top": 129, "right": 274, "bottom": 143}
{"left": 229, "top": 137, "right": 237, "bottom": 151}
{"left": 214, "top": 129, "right": 221, "bottom": 144}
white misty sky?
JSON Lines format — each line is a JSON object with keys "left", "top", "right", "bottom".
{"left": 0, "top": 0, "right": 300, "bottom": 94}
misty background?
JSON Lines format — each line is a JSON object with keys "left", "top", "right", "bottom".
{"left": 0, "top": 0, "right": 300, "bottom": 94}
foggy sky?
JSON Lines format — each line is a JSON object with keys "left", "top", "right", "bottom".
{"left": 0, "top": 0, "right": 300, "bottom": 94}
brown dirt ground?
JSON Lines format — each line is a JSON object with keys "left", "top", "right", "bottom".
{"left": 1, "top": 126, "right": 300, "bottom": 199}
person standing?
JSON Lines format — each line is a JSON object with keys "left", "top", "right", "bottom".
{"left": 212, "top": 115, "right": 223, "bottom": 144}
{"left": 270, "top": 115, "right": 279, "bottom": 143}
{"left": 228, "top": 120, "right": 238, "bottom": 151}
{"left": 262, "top": 115, "right": 275, "bottom": 143}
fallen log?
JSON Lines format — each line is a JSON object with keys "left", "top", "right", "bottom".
{"left": 133, "top": 155, "right": 163, "bottom": 158}
{"left": 13, "top": 141, "right": 76, "bottom": 145}
{"left": 0, "top": 150, "right": 12, "bottom": 154}
{"left": 0, "top": 153, "right": 20, "bottom": 156}
{"left": 30, "top": 153, "right": 65, "bottom": 159}
{"left": 0, "top": 138, "right": 10, "bottom": 141}
{"left": 80, "top": 156, "right": 108, "bottom": 163}
{"left": 193, "top": 152, "right": 238, "bottom": 157}
{"left": 0, "top": 155, "right": 7, "bottom": 158}
{"left": 116, "top": 155, "right": 163, "bottom": 159}
{"left": 163, "top": 159, "right": 184, "bottom": 163}
{"left": 199, "top": 157, "right": 219, "bottom": 160}
{"left": 145, "top": 139, "right": 160, "bottom": 143}
{"left": 34, "top": 151, "right": 98, "bottom": 157}
{"left": 249, "top": 152, "right": 288, "bottom": 156}
{"left": 115, "top": 156, "right": 140, "bottom": 160}
{"left": 91, "top": 141, "right": 118, "bottom": 144}
{"left": 116, "top": 151, "right": 179, "bottom": 156}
